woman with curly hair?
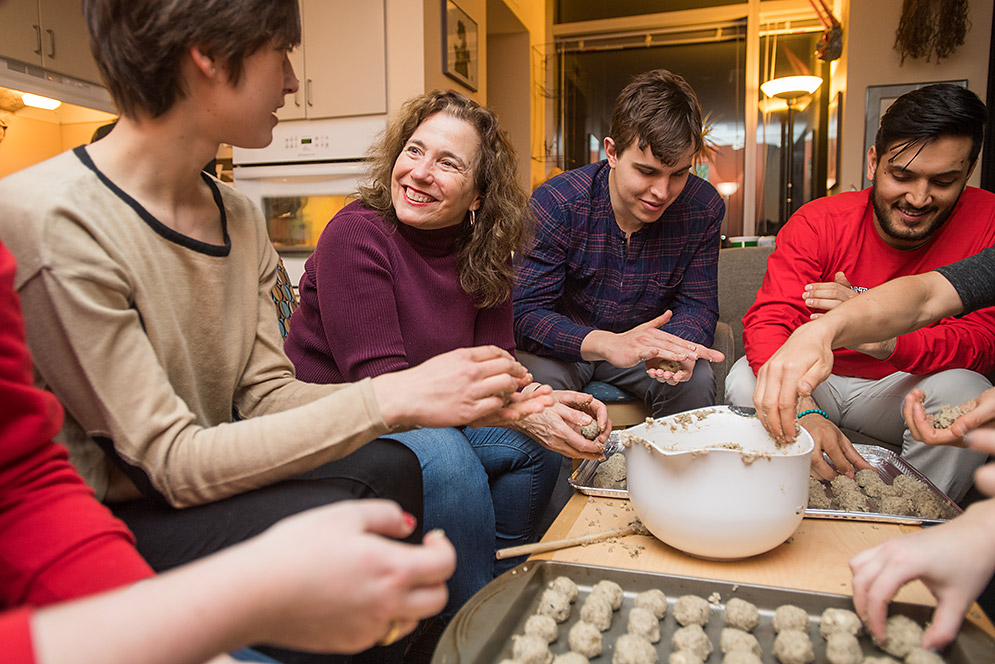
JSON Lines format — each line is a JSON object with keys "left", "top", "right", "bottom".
{"left": 285, "top": 90, "right": 609, "bottom": 617}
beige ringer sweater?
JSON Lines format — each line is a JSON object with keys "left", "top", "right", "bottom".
{"left": 0, "top": 147, "right": 391, "bottom": 507}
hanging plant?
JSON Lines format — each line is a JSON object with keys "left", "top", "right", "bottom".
{"left": 894, "top": 0, "right": 971, "bottom": 64}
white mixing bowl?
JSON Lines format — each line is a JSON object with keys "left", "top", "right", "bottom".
{"left": 622, "top": 405, "right": 814, "bottom": 560}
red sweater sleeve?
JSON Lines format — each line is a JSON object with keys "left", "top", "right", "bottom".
{"left": 744, "top": 188, "right": 995, "bottom": 379}
{"left": 0, "top": 242, "right": 153, "bottom": 663}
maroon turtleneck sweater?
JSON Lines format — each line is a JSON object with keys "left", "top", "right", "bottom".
{"left": 285, "top": 201, "right": 514, "bottom": 384}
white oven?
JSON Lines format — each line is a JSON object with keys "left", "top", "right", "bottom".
{"left": 232, "top": 116, "right": 386, "bottom": 285}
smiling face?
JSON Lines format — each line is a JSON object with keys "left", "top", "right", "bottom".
{"left": 867, "top": 135, "right": 974, "bottom": 250}
{"left": 217, "top": 40, "right": 299, "bottom": 149}
{"left": 605, "top": 137, "right": 694, "bottom": 234}
{"left": 390, "top": 112, "right": 482, "bottom": 230}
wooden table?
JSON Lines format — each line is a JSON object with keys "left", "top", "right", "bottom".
{"left": 534, "top": 493, "right": 993, "bottom": 632}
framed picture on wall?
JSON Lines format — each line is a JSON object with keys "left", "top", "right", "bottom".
{"left": 443, "top": 0, "right": 478, "bottom": 91}
{"left": 863, "top": 80, "right": 967, "bottom": 188}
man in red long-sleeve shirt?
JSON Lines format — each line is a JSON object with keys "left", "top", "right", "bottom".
{"left": 726, "top": 84, "right": 994, "bottom": 503}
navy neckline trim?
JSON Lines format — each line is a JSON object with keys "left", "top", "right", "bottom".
{"left": 73, "top": 146, "right": 232, "bottom": 257}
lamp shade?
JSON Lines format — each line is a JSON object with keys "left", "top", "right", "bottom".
{"left": 21, "top": 93, "right": 61, "bottom": 110}
{"left": 760, "top": 75, "right": 822, "bottom": 100}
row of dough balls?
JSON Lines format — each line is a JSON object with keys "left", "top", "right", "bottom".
{"left": 510, "top": 581, "right": 941, "bottom": 664}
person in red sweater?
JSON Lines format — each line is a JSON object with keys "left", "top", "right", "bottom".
{"left": 0, "top": 234, "right": 457, "bottom": 663}
{"left": 726, "top": 83, "right": 994, "bottom": 502}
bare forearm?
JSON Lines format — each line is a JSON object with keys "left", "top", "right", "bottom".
{"left": 31, "top": 544, "right": 269, "bottom": 664}
{"left": 818, "top": 272, "right": 963, "bottom": 349}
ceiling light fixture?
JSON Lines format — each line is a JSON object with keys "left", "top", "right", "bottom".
{"left": 21, "top": 93, "right": 62, "bottom": 110}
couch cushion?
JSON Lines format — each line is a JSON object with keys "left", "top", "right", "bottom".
{"left": 717, "top": 246, "right": 776, "bottom": 361}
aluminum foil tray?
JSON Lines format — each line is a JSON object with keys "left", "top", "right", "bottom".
{"left": 432, "top": 561, "right": 995, "bottom": 664}
{"left": 569, "top": 436, "right": 961, "bottom": 525}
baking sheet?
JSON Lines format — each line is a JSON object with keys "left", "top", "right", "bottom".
{"left": 432, "top": 561, "right": 995, "bottom": 664}
{"left": 569, "top": 436, "right": 961, "bottom": 525}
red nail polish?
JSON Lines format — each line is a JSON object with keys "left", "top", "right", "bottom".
{"left": 402, "top": 512, "right": 417, "bottom": 529}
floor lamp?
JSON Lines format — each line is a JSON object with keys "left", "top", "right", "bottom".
{"left": 760, "top": 76, "right": 822, "bottom": 225}
{"left": 715, "top": 181, "right": 739, "bottom": 243}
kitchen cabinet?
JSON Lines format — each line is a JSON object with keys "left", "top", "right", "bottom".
{"left": 0, "top": 0, "right": 102, "bottom": 84}
{"left": 279, "top": 0, "right": 387, "bottom": 121}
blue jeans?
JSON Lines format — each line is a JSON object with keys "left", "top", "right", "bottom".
{"left": 382, "top": 426, "right": 559, "bottom": 616}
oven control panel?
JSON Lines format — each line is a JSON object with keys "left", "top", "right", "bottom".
{"left": 233, "top": 116, "right": 385, "bottom": 165}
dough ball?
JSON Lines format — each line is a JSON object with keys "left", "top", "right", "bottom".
{"left": 819, "top": 608, "right": 862, "bottom": 638}
{"left": 854, "top": 468, "right": 881, "bottom": 488}
{"left": 568, "top": 621, "right": 603, "bottom": 658}
{"left": 808, "top": 479, "right": 832, "bottom": 509}
{"left": 830, "top": 475, "right": 860, "bottom": 494}
{"left": 612, "top": 634, "right": 658, "bottom": 664}
{"left": 554, "top": 653, "right": 590, "bottom": 664}
{"left": 674, "top": 595, "right": 711, "bottom": 626}
{"left": 512, "top": 634, "right": 553, "bottom": 664}
{"left": 592, "top": 454, "right": 627, "bottom": 489}
{"left": 581, "top": 420, "right": 602, "bottom": 440}
{"left": 722, "top": 652, "right": 763, "bottom": 664}
{"left": 551, "top": 576, "right": 579, "bottom": 603}
{"left": 825, "top": 631, "right": 862, "bottom": 664}
{"left": 591, "top": 579, "right": 625, "bottom": 610}
{"left": 622, "top": 606, "right": 658, "bottom": 643}
{"left": 525, "top": 614, "right": 559, "bottom": 644}
{"left": 878, "top": 495, "right": 913, "bottom": 517}
{"left": 773, "top": 605, "right": 810, "bottom": 633}
{"left": 773, "top": 629, "right": 814, "bottom": 664}
{"left": 904, "top": 647, "right": 945, "bottom": 664}
{"left": 837, "top": 491, "right": 870, "bottom": 512}
{"left": 656, "top": 359, "right": 683, "bottom": 374}
{"left": 879, "top": 614, "right": 923, "bottom": 658}
{"left": 671, "top": 624, "right": 713, "bottom": 660}
{"left": 720, "top": 628, "right": 761, "bottom": 656}
{"left": 861, "top": 657, "right": 900, "bottom": 664}
{"left": 537, "top": 589, "right": 572, "bottom": 623}
{"left": 634, "top": 589, "right": 668, "bottom": 619}
{"left": 863, "top": 480, "right": 900, "bottom": 499}
{"left": 667, "top": 652, "right": 704, "bottom": 664}
{"left": 580, "top": 593, "right": 614, "bottom": 631}
{"left": 929, "top": 403, "right": 970, "bottom": 429}
{"left": 912, "top": 491, "right": 946, "bottom": 520}
{"left": 724, "top": 598, "right": 760, "bottom": 632}
{"left": 893, "top": 475, "right": 927, "bottom": 497}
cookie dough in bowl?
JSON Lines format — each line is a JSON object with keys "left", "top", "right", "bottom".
{"left": 622, "top": 406, "right": 814, "bottom": 559}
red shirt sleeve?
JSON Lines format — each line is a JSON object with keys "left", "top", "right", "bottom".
{"left": 0, "top": 241, "right": 154, "bottom": 663}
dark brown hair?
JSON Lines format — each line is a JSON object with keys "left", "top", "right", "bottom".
{"left": 875, "top": 83, "right": 987, "bottom": 166}
{"left": 82, "top": 0, "right": 301, "bottom": 119}
{"left": 607, "top": 69, "right": 704, "bottom": 165}
{"left": 359, "top": 90, "right": 531, "bottom": 309}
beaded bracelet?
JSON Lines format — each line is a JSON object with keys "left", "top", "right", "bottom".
{"left": 796, "top": 408, "right": 828, "bottom": 420}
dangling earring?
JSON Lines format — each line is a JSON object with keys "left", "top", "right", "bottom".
{"left": 469, "top": 209, "right": 476, "bottom": 226}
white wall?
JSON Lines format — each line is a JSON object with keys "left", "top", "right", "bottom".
{"left": 838, "top": 0, "right": 992, "bottom": 191}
